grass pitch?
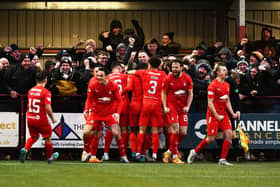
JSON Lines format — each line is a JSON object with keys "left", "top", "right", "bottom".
{"left": 0, "top": 161, "right": 279, "bottom": 187}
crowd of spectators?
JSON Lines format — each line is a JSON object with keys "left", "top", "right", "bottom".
{"left": 0, "top": 20, "right": 279, "bottom": 111}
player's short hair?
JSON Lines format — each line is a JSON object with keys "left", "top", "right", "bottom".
{"left": 213, "top": 62, "right": 226, "bottom": 77}
{"left": 111, "top": 61, "right": 122, "bottom": 69}
{"left": 149, "top": 56, "right": 161, "bottom": 68}
{"left": 136, "top": 62, "right": 148, "bottom": 70}
{"left": 98, "top": 67, "right": 110, "bottom": 75}
{"left": 172, "top": 59, "right": 183, "bottom": 67}
{"left": 35, "top": 71, "right": 48, "bottom": 83}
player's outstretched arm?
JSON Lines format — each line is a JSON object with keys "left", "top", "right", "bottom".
{"left": 127, "top": 70, "right": 136, "bottom": 75}
{"left": 46, "top": 104, "right": 56, "bottom": 123}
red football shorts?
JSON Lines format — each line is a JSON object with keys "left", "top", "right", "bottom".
{"left": 86, "top": 113, "right": 117, "bottom": 130}
{"left": 139, "top": 102, "right": 162, "bottom": 127}
{"left": 166, "top": 108, "right": 189, "bottom": 127}
{"left": 27, "top": 117, "right": 52, "bottom": 138}
{"left": 129, "top": 101, "right": 141, "bottom": 127}
{"left": 207, "top": 114, "right": 231, "bottom": 136}
{"left": 93, "top": 114, "right": 118, "bottom": 129}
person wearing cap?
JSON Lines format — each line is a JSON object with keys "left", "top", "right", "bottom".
{"left": 48, "top": 56, "right": 81, "bottom": 95}
{"left": 4, "top": 53, "right": 36, "bottom": 98}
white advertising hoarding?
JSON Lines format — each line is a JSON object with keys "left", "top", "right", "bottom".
{"left": 25, "top": 113, "right": 118, "bottom": 148}
{"left": 0, "top": 112, "right": 19, "bottom": 147}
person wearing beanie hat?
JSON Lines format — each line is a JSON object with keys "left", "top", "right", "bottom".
{"left": 20, "top": 53, "right": 32, "bottom": 70}
{"left": 236, "top": 59, "right": 249, "bottom": 74}
{"left": 116, "top": 43, "right": 127, "bottom": 63}
{"left": 5, "top": 52, "right": 36, "bottom": 97}
{"left": 60, "top": 56, "right": 73, "bottom": 77}
{"left": 250, "top": 51, "right": 263, "bottom": 66}
{"left": 7, "top": 44, "right": 21, "bottom": 65}
{"left": 261, "top": 27, "right": 273, "bottom": 42}
{"left": 49, "top": 55, "right": 81, "bottom": 95}
{"left": 99, "top": 19, "right": 124, "bottom": 62}
{"left": 254, "top": 27, "right": 277, "bottom": 54}
{"left": 110, "top": 19, "right": 122, "bottom": 33}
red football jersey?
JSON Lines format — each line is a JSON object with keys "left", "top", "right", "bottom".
{"left": 163, "top": 72, "right": 193, "bottom": 113}
{"left": 108, "top": 72, "right": 129, "bottom": 104}
{"left": 85, "top": 78, "right": 122, "bottom": 119}
{"left": 135, "top": 69, "right": 166, "bottom": 104}
{"left": 126, "top": 74, "right": 143, "bottom": 103}
{"left": 207, "top": 79, "right": 230, "bottom": 116}
{"left": 26, "top": 85, "right": 51, "bottom": 121}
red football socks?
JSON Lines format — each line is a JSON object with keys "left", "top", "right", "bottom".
{"left": 152, "top": 133, "right": 159, "bottom": 154}
{"left": 195, "top": 138, "right": 209, "bottom": 153}
{"left": 83, "top": 134, "right": 93, "bottom": 153}
{"left": 45, "top": 142, "right": 53, "bottom": 159}
{"left": 136, "top": 133, "right": 145, "bottom": 154}
{"left": 90, "top": 135, "right": 100, "bottom": 156}
{"left": 104, "top": 130, "right": 113, "bottom": 154}
{"left": 141, "top": 133, "right": 151, "bottom": 155}
{"left": 129, "top": 131, "right": 137, "bottom": 153}
{"left": 116, "top": 138, "right": 126, "bottom": 157}
{"left": 178, "top": 134, "right": 185, "bottom": 144}
{"left": 169, "top": 133, "right": 178, "bottom": 155}
{"left": 24, "top": 137, "right": 37, "bottom": 151}
{"left": 121, "top": 132, "right": 129, "bottom": 150}
{"left": 220, "top": 140, "right": 231, "bottom": 159}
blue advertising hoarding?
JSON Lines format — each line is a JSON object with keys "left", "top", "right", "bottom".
{"left": 180, "top": 113, "right": 280, "bottom": 149}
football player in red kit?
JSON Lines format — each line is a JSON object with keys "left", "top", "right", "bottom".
{"left": 83, "top": 67, "right": 129, "bottom": 163}
{"left": 20, "top": 71, "right": 59, "bottom": 163}
{"left": 187, "top": 63, "right": 240, "bottom": 166}
{"left": 81, "top": 65, "right": 105, "bottom": 163}
{"left": 128, "top": 56, "right": 166, "bottom": 161}
{"left": 101, "top": 62, "right": 130, "bottom": 161}
{"left": 122, "top": 63, "right": 148, "bottom": 160}
{"left": 162, "top": 60, "right": 193, "bottom": 164}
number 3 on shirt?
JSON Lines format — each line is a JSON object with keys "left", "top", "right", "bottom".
{"left": 28, "top": 99, "right": 40, "bottom": 113}
{"left": 148, "top": 80, "right": 158, "bottom": 94}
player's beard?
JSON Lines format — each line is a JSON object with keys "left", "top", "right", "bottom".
{"left": 172, "top": 71, "right": 181, "bottom": 78}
